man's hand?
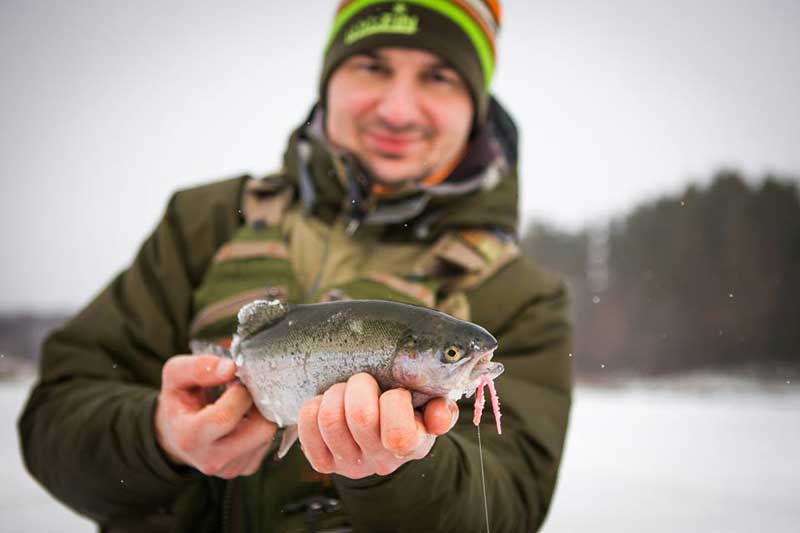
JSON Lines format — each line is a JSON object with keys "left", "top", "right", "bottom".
{"left": 297, "top": 373, "right": 459, "bottom": 479}
{"left": 154, "top": 355, "right": 277, "bottom": 479}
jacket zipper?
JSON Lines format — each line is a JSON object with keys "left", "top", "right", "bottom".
{"left": 222, "top": 480, "right": 233, "bottom": 533}
{"left": 305, "top": 220, "right": 335, "bottom": 299}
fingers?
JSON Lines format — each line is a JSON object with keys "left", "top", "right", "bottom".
{"left": 344, "top": 373, "right": 382, "bottom": 453}
{"left": 187, "top": 405, "right": 276, "bottom": 479}
{"left": 318, "top": 383, "right": 362, "bottom": 464}
{"left": 380, "top": 389, "right": 422, "bottom": 457}
{"left": 163, "top": 355, "right": 236, "bottom": 390}
{"left": 423, "top": 397, "right": 459, "bottom": 436}
{"left": 298, "top": 395, "right": 334, "bottom": 473}
{"left": 241, "top": 440, "right": 272, "bottom": 475}
{"left": 213, "top": 408, "right": 276, "bottom": 478}
{"left": 214, "top": 440, "right": 270, "bottom": 479}
{"left": 297, "top": 380, "right": 445, "bottom": 479}
{"left": 216, "top": 406, "right": 277, "bottom": 453}
{"left": 195, "top": 383, "right": 253, "bottom": 441}
{"left": 157, "top": 355, "right": 277, "bottom": 478}
{"left": 215, "top": 454, "right": 252, "bottom": 480}
{"left": 410, "top": 411, "right": 436, "bottom": 460}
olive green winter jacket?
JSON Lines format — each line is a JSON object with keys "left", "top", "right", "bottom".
{"left": 18, "top": 100, "right": 572, "bottom": 532}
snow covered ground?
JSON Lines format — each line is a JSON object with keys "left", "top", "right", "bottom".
{"left": 1, "top": 377, "right": 94, "bottom": 532}
{"left": 2, "top": 376, "right": 798, "bottom": 532}
{"left": 543, "top": 382, "right": 800, "bottom": 532}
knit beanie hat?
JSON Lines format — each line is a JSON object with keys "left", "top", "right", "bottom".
{"left": 319, "top": 0, "right": 502, "bottom": 127}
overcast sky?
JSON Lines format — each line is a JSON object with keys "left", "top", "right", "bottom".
{"left": 1, "top": 0, "right": 799, "bottom": 311}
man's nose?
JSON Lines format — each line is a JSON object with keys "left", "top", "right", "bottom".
{"left": 375, "top": 79, "right": 424, "bottom": 129}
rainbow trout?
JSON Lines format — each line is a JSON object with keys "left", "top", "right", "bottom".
{"left": 192, "top": 299, "right": 502, "bottom": 458}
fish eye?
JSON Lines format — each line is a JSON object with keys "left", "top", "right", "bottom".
{"left": 443, "top": 345, "right": 463, "bottom": 363}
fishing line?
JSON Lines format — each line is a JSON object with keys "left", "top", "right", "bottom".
{"left": 477, "top": 423, "right": 490, "bottom": 533}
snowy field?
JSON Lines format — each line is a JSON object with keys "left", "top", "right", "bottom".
{"left": 543, "top": 381, "right": 800, "bottom": 533}
{"left": 2, "top": 376, "right": 799, "bottom": 532}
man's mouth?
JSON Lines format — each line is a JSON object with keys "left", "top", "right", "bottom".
{"left": 364, "top": 131, "right": 420, "bottom": 155}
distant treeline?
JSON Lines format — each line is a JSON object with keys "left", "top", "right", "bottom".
{"left": 3, "top": 171, "right": 798, "bottom": 380}
{"left": 522, "top": 171, "right": 800, "bottom": 377}
{"left": 0, "top": 314, "right": 67, "bottom": 361}
{"left": 0, "top": 313, "right": 66, "bottom": 377}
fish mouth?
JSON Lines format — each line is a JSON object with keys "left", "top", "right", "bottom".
{"left": 464, "top": 349, "right": 504, "bottom": 396}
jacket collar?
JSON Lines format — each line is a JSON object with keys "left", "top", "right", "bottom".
{"left": 280, "top": 96, "right": 520, "bottom": 240}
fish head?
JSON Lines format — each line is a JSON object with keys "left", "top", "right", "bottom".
{"left": 391, "top": 312, "right": 502, "bottom": 402}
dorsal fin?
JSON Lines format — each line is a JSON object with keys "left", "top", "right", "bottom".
{"left": 236, "top": 299, "right": 289, "bottom": 339}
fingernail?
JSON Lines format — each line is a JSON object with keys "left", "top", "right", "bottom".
{"left": 449, "top": 402, "right": 460, "bottom": 425}
{"left": 216, "top": 359, "right": 234, "bottom": 378}
{"left": 393, "top": 449, "right": 414, "bottom": 460}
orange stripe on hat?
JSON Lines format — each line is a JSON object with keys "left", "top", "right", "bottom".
{"left": 485, "top": 0, "right": 502, "bottom": 24}
{"left": 449, "top": 0, "right": 497, "bottom": 57}
{"left": 336, "top": 0, "right": 356, "bottom": 12}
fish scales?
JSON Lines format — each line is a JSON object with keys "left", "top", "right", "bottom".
{"left": 239, "top": 305, "right": 410, "bottom": 425}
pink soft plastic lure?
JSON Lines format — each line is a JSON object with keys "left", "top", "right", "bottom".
{"left": 472, "top": 374, "right": 502, "bottom": 434}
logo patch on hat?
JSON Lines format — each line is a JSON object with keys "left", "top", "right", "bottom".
{"left": 344, "top": 2, "right": 419, "bottom": 45}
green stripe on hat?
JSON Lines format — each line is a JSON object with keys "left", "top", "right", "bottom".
{"left": 326, "top": 0, "right": 495, "bottom": 88}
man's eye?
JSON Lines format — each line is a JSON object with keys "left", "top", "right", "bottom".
{"left": 427, "top": 70, "right": 459, "bottom": 85}
{"left": 357, "top": 62, "right": 387, "bottom": 74}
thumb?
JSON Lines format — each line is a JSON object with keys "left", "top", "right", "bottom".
{"left": 423, "top": 397, "right": 458, "bottom": 436}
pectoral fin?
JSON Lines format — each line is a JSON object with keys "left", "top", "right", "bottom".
{"left": 277, "top": 425, "right": 299, "bottom": 459}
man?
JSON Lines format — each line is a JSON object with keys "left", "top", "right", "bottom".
{"left": 19, "top": 1, "right": 572, "bottom": 532}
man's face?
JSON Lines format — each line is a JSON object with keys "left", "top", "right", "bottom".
{"left": 325, "top": 47, "right": 473, "bottom": 185}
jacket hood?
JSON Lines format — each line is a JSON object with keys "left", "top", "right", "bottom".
{"left": 279, "top": 96, "right": 520, "bottom": 241}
